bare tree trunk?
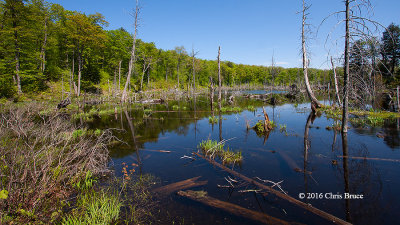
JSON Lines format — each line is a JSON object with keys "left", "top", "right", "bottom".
{"left": 302, "top": 0, "right": 321, "bottom": 108}
{"left": 122, "top": 0, "right": 139, "bottom": 102}
{"left": 61, "top": 73, "right": 64, "bottom": 100}
{"left": 11, "top": 5, "right": 22, "bottom": 94}
{"left": 40, "top": 17, "right": 48, "bottom": 73}
{"left": 342, "top": 0, "right": 350, "bottom": 133}
{"left": 331, "top": 57, "right": 342, "bottom": 106}
{"left": 191, "top": 48, "right": 197, "bottom": 93}
{"left": 113, "top": 67, "right": 117, "bottom": 97}
{"left": 77, "top": 45, "right": 82, "bottom": 97}
{"left": 218, "top": 46, "right": 221, "bottom": 105}
{"left": 118, "top": 60, "right": 121, "bottom": 93}
{"left": 177, "top": 58, "right": 180, "bottom": 89}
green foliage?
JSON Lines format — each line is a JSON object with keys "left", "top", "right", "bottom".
{"left": 246, "top": 105, "right": 255, "bottom": 111}
{"left": 0, "top": 189, "right": 8, "bottom": 200}
{"left": 254, "top": 120, "right": 265, "bottom": 133}
{"left": 198, "top": 139, "right": 242, "bottom": 165}
{"left": 220, "top": 106, "right": 243, "bottom": 113}
{"left": 208, "top": 116, "right": 219, "bottom": 124}
{"left": 62, "top": 190, "right": 121, "bottom": 225}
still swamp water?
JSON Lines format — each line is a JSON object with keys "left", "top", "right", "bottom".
{"left": 88, "top": 92, "right": 400, "bottom": 225}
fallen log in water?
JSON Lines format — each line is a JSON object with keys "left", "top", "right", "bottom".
{"left": 193, "top": 152, "right": 351, "bottom": 225}
{"left": 338, "top": 155, "right": 400, "bottom": 163}
{"left": 152, "top": 176, "right": 207, "bottom": 196}
{"left": 177, "top": 190, "right": 299, "bottom": 225}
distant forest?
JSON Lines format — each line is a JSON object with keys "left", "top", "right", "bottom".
{"left": 0, "top": 0, "right": 398, "bottom": 98}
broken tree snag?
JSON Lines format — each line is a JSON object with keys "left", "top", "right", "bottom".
{"left": 262, "top": 106, "right": 272, "bottom": 131}
{"left": 193, "top": 152, "right": 351, "bottom": 225}
{"left": 152, "top": 176, "right": 207, "bottom": 196}
{"left": 177, "top": 190, "right": 297, "bottom": 225}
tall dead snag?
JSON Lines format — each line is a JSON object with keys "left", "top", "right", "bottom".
{"left": 191, "top": 47, "right": 199, "bottom": 93}
{"left": 302, "top": 0, "right": 322, "bottom": 109}
{"left": 193, "top": 152, "right": 351, "bottom": 225}
{"left": 209, "top": 76, "right": 214, "bottom": 111}
{"left": 178, "top": 190, "right": 296, "bottom": 225}
{"left": 331, "top": 57, "right": 342, "bottom": 106}
{"left": 121, "top": 0, "right": 139, "bottom": 102}
{"left": 342, "top": 0, "right": 350, "bottom": 133}
{"left": 217, "top": 46, "right": 222, "bottom": 105}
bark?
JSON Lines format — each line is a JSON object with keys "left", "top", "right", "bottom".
{"left": 302, "top": 0, "right": 321, "bottom": 108}
{"left": 11, "top": 5, "right": 21, "bottom": 94}
{"left": 331, "top": 57, "right": 341, "bottom": 106}
{"left": 39, "top": 17, "right": 48, "bottom": 73}
{"left": 153, "top": 176, "right": 207, "bottom": 196}
{"left": 122, "top": 0, "right": 139, "bottom": 102}
{"left": 218, "top": 46, "right": 222, "bottom": 107}
{"left": 342, "top": 0, "right": 350, "bottom": 133}
{"left": 113, "top": 67, "right": 117, "bottom": 97}
{"left": 192, "top": 49, "right": 196, "bottom": 93}
{"left": 118, "top": 60, "right": 122, "bottom": 93}
{"left": 177, "top": 58, "right": 180, "bottom": 88}
{"left": 77, "top": 44, "right": 82, "bottom": 97}
{"left": 194, "top": 152, "right": 352, "bottom": 225}
{"left": 178, "top": 190, "right": 295, "bottom": 225}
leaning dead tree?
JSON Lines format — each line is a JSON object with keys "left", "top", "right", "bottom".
{"left": 301, "top": 0, "right": 322, "bottom": 110}
{"left": 121, "top": 0, "right": 139, "bottom": 102}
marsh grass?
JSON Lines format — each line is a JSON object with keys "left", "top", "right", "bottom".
{"left": 208, "top": 116, "right": 219, "bottom": 124}
{"left": 198, "top": 139, "right": 242, "bottom": 165}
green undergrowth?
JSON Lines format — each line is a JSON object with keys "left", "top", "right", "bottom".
{"left": 208, "top": 116, "right": 219, "bottom": 124}
{"left": 253, "top": 120, "right": 276, "bottom": 134}
{"left": 62, "top": 172, "right": 121, "bottom": 225}
{"left": 321, "top": 105, "right": 399, "bottom": 127}
{"left": 220, "top": 106, "right": 243, "bottom": 113}
{"left": 198, "top": 139, "right": 242, "bottom": 165}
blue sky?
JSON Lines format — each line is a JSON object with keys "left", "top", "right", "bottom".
{"left": 47, "top": 0, "right": 399, "bottom": 69}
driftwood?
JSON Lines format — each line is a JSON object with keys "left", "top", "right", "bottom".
{"left": 152, "top": 176, "right": 207, "bottom": 196}
{"left": 194, "top": 152, "right": 351, "bottom": 225}
{"left": 338, "top": 155, "right": 400, "bottom": 163}
{"left": 177, "top": 190, "right": 300, "bottom": 225}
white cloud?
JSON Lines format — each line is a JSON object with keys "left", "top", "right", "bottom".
{"left": 276, "top": 61, "right": 289, "bottom": 65}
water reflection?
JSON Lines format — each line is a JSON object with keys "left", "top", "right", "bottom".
{"left": 86, "top": 93, "right": 400, "bottom": 224}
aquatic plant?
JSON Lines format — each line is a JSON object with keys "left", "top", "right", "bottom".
{"left": 279, "top": 124, "right": 287, "bottom": 133}
{"left": 198, "top": 139, "right": 242, "bottom": 165}
{"left": 172, "top": 105, "right": 179, "bottom": 110}
{"left": 247, "top": 105, "right": 256, "bottom": 111}
{"left": 208, "top": 116, "right": 219, "bottom": 124}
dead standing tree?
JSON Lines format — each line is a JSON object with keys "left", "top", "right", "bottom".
{"left": 191, "top": 47, "right": 199, "bottom": 94}
{"left": 140, "top": 55, "right": 158, "bottom": 91}
{"left": 321, "top": 0, "right": 382, "bottom": 132}
{"left": 331, "top": 56, "right": 342, "bottom": 106}
{"left": 121, "top": 0, "right": 139, "bottom": 102}
{"left": 301, "top": 0, "right": 322, "bottom": 110}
